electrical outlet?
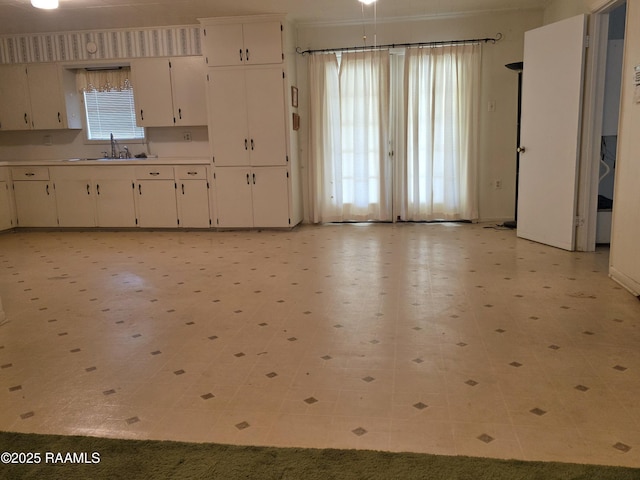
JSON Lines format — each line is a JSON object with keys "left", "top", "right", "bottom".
{"left": 43, "top": 135, "right": 52, "bottom": 146}
{"left": 183, "top": 132, "right": 192, "bottom": 142}
{"left": 495, "top": 179, "right": 502, "bottom": 189}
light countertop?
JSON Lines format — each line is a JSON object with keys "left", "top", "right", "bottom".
{"left": 0, "top": 157, "right": 211, "bottom": 167}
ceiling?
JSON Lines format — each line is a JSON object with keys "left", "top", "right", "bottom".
{"left": 0, "top": 0, "right": 547, "bottom": 36}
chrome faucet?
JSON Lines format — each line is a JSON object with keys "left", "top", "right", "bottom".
{"left": 109, "top": 133, "right": 131, "bottom": 158}
{"left": 110, "top": 133, "right": 117, "bottom": 159}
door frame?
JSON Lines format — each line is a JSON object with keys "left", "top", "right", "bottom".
{"left": 577, "top": 0, "right": 626, "bottom": 251}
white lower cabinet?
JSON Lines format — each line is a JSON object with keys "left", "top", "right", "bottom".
{"left": 11, "top": 167, "right": 57, "bottom": 227}
{"left": 51, "top": 166, "right": 137, "bottom": 227}
{"left": 0, "top": 168, "right": 14, "bottom": 230}
{"left": 214, "top": 166, "right": 290, "bottom": 228}
{"left": 176, "top": 166, "right": 211, "bottom": 228}
{"left": 251, "top": 167, "right": 290, "bottom": 227}
{"left": 9, "top": 163, "right": 214, "bottom": 230}
{"left": 54, "top": 178, "right": 96, "bottom": 227}
{"left": 95, "top": 177, "right": 137, "bottom": 227}
{"left": 135, "top": 166, "right": 179, "bottom": 228}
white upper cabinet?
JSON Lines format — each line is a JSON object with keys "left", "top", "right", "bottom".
{"left": 131, "top": 56, "right": 207, "bottom": 127}
{"left": 208, "top": 66, "right": 287, "bottom": 167}
{"left": 0, "top": 64, "right": 81, "bottom": 131}
{"left": 0, "top": 66, "right": 31, "bottom": 131}
{"left": 202, "top": 20, "right": 283, "bottom": 67}
{"left": 170, "top": 57, "right": 208, "bottom": 126}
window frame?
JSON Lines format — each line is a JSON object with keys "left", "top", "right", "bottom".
{"left": 73, "top": 64, "right": 146, "bottom": 146}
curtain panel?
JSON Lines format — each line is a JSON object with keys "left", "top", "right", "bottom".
{"left": 403, "top": 44, "right": 481, "bottom": 221}
{"left": 76, "top": 67, "right": 132, "bottom": 92}
{"left": 307, "top": 43, "right": 481, "bottom": 223}
{"left": 308, "top": 51, "right": 391, "bottom": 223}
{"left": 308, "top": 54, "right": 341, "bottom": 223}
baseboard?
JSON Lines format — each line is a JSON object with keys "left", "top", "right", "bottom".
{"left": 609, "top": 266, "right": 640, "bottom": 297}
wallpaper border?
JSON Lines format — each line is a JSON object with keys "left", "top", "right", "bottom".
{"left": 0, "top": 25, "right": 201, "bottom": 64}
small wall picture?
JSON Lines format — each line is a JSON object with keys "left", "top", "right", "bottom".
{"left": 291, "top": 86, "right": 298, "bottom": 108}
{"left": 292, "top": 113, "right": 300, "bottom": 131}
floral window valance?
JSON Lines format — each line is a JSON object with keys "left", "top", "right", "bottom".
{"left": 76, "top": 67, "right": 132, "bottom": 92}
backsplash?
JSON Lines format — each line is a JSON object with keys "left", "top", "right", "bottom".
{"left": 0, "top": 26, "right": 201, "bottom": 64}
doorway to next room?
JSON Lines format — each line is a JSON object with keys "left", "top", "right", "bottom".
{"left": 596, "top": 1, "right": 626, "bottom": 244}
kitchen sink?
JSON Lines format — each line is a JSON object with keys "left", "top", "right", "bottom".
{"left": 65, "top": 157, "right": 141, "bottom": 162}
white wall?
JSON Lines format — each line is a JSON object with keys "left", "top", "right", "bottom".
{"left": 543, "top": 0, "right": 590, "bottom": 24}
{"left": 542, "top": 0, "right": 611, "bottom": 24}
{"left": 295, "top": 10, "right": 544, "bottom": 222}
{"left": 610, "top": 1, "right": 640, "bottom": 295}
{"left": 0, "top": 125, "right": 210, "bottom": 162}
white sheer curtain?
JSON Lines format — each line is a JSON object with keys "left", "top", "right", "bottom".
{"left": 402, "top": 44, "right": 481, "bottom": 221}
{"left": 307, "top": 44, "right": 480, "bottom": 223}
{"left": 308, "top": 50, "right": 390, "bottom": 222}
{"left": 308, "top": 54, "right": 341, "bottom": 223}
{"left": 338, "top": 50, "right": 391, "bottom": 221}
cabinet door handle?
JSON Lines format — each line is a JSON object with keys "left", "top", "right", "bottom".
{"left": 239, "top": 49, "right": 243, "bottom": 61}
{"left": 252, "top": 173, "right": 256, "bottom": 184}
{"left": 246, "top": 173, "right": 250, "bottom": 185}
{"left": 138, "top": 184, "right": 142, "bottom": 195}
{"left": 96, "top": 184, "right": 100, "bottom": 195}
{"left": 244, "top": 139, "right": 248, "bottom": 150}
{"left": 246, "top": 49, "right": 250, "bottom": 61}
{"left": 182, "top": 183, "right": 185, "bottom": 195}
{"left": 58, "top": 112, "right": 62, "bottom": 123}
{"left": 251, "top": 139, "right": 254, "bottom": 150}
{"left": 140, "top": 109, "right": 144, "bottom": 121}
{"left": 86, "top": 184, "right": 91, "bottom": 195}
{"left": 24, "top": 113, "right": 28, "bottom": 124}
{"left": 178, "top": 108, "right": 182, "bottom": 120}
{"left": 46, "top": 184, "right": 50, "bottom": 195}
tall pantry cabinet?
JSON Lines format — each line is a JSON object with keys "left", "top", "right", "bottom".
{"left": 200, "top": 15, "right": 302, "bottom": 228}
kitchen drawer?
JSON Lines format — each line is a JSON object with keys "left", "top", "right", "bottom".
{"left": 175, "top": 165, "right": 207, "bottom": 180}
{"left": 11, "top": 166, "right": 50, "bottom": 181}
{"left": 135, "top": 166, "right": 175, "bottom": 180}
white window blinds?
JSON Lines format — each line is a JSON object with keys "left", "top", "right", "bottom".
{"left": 77, "top": 67, "right": 145, "bottom": 141}
{"left": 83, "top": 89, "right": 144, "bottom": 141}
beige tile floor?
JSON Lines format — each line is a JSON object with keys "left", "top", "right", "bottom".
{"left": 1, "top": 222, "right": 639, "bottom": 467}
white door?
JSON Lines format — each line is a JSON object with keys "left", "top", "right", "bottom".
{"left": 0, "top": 65, "right": 31, "bottom": 131}
{"left": 28, "top": 64, "right": 65, "bottom": 130}
{"left": 13, "top": 181, "right": 58, "bottom": 227}
{"left": 131, "top": 58, "right": 174, "bottom": 127}
{"left": 95, "top": 179, "right": 137, "bottom": 227}
{"left": 170, "top": 57, "right": 207, "bottom": 126}
{"left": 202, "top": 24, "right": 244, "bottom": 67}
{"left": 137, "top": 180, "right": 178, "bottom": 228}
{"left": 55, "top": 179, "right": 96, "bottom": 227}
{"left": 251, "top": 167, "right": 290, "bottom": 227}
{"left": 208, "top": 69, "right": 250, "bottom": 167}
{"left": 242, "top": 22, "right": 283, "bottom": 65}
{"left": 214, "top": 167, "right": 253, "bottom": 227}
{"left": 517, "top": 14, "right": 587, "bottom": 251}
{"left": 245, "top": 67, "right": 287, "bottom": 166}
{"left": 178, "top": 180, "right": 211, "bottom": 228}
{"left": 0, "top": 182, "right": 13, "bottom": 230}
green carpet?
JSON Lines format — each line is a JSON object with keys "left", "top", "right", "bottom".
{"left": 0, "top": 431, "right": 638, "bottom": 479}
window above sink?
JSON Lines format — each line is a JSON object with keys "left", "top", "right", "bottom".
{"left": 77, "top": 67, "right": 145, "bottom": 144}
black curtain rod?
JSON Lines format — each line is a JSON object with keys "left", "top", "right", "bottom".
{"left": 296, "top": 33, "right": 502, "bottom": 55}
